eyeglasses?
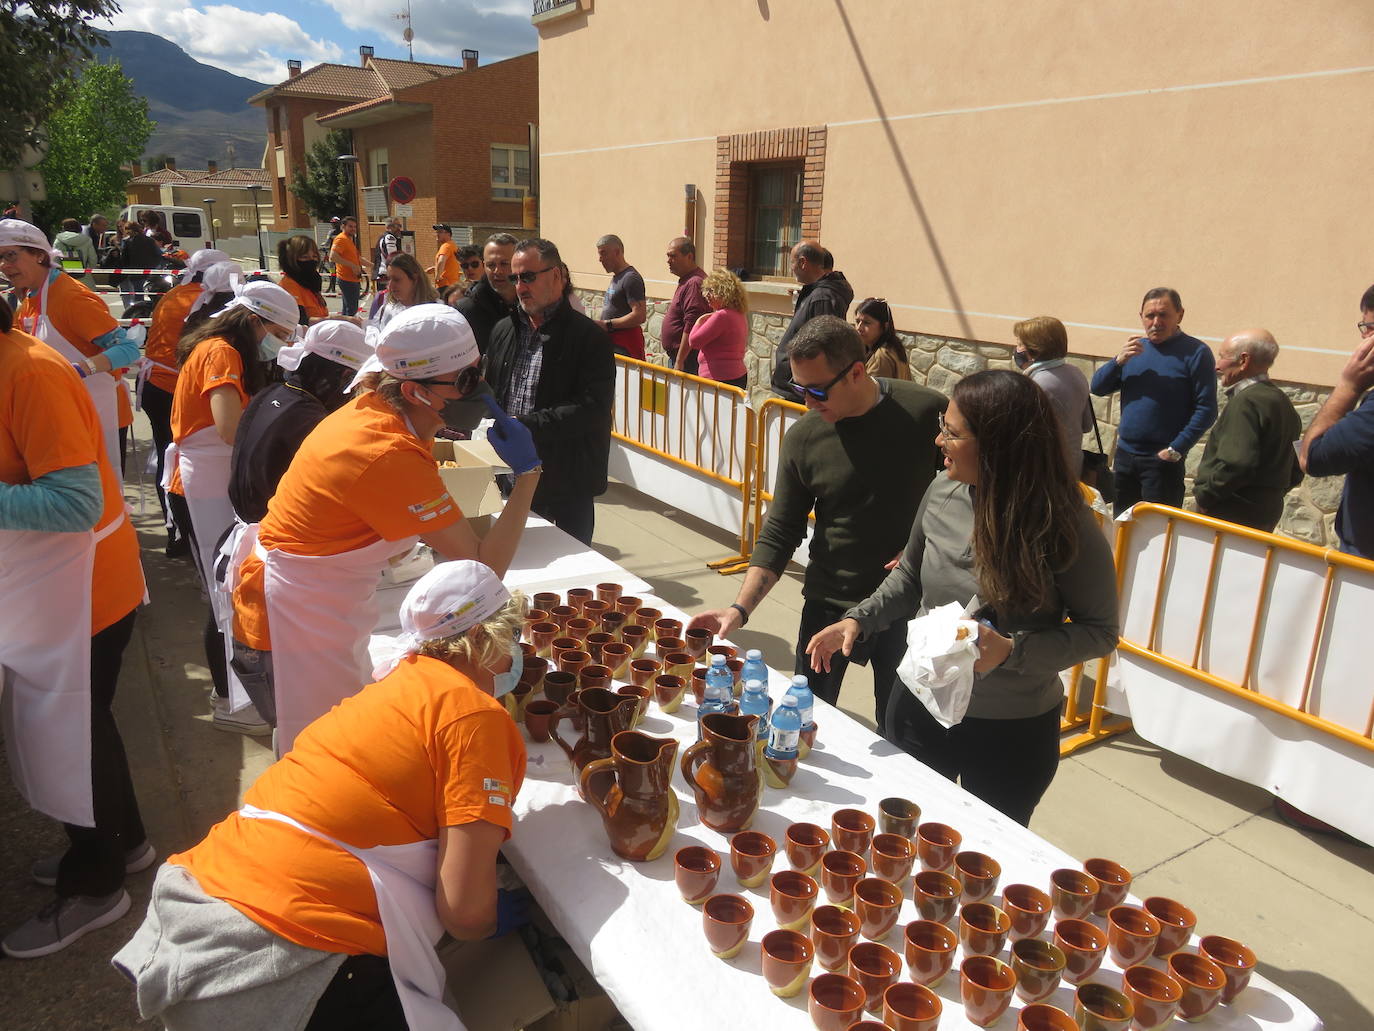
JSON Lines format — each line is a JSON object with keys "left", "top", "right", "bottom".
{"left": 788, "top": 362, "right": 854, "bottom": 402}
{"left": 463, "top": 260, "right": 483, "bottom": 271}
{"left": 425, "top": 365, "right": 482, "bottom": 396}
{"left": 1359, "top": 321, "right": 1374, "bottom": 335}
{"left": 938, "top": 412, "right": 969, "bottom": 441}
{"left": 0, "top": 249, "right": 26, "bottom": 265}
{"left": 506, "top": 266, "right": 558, "bottom": 286}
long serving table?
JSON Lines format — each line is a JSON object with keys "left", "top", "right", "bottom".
{"left": 378, "top": 515, "right": 1322, "bottom": 1031}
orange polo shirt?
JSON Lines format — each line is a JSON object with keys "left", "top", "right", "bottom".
{"left": 16, "top": 272, "right": 117, "bottom": 359}
{"left": 172, "top": 655, "right": 526, "bottom": 956}
{"left": 167, "top": 337, "right": 248, "bottom": 496}
{"left": 281, "top": 275, "right": 328, "bottom": 323}
{"left": 232, "top": 391, "right": 464, "bottom": 649}
{"left": 434, "top": 241, "right": 460, "bottom": 287}
{"left": 330, "top": 234, "right": 361, "bottom": 284}
{"left": 142, "top": 283, "right": 202, "bottom": 393}
{"left": 0, "top": 328, "right": 144, "bottom": 633}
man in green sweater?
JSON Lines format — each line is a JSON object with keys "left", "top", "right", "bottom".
{"left": 1193, "top": 329, "right": 1303, "bottom": 532}
{"left": 688, "top": 315, "right": 944, "bottom": 730}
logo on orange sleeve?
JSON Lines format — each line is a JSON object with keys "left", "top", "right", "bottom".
{"left": 407, "top": 493, "right": 455, "bottom": 521}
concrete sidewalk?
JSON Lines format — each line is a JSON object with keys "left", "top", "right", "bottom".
{"left": 0, "top": 412, "right": 1369, "bottom": 1029}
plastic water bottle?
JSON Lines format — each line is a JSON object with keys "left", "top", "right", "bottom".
{"left": 764, "top": 692, "right": 802, "bottom": 761}
{"left": 789, "top": 674, "right": 816, "bottom": 732}
{"left": 739, "top": 678, "right": 772, "bottom": 742}
{"left": 698, "top": 654, "right": 734, "bottom": 737}
{"left": 741, "top": 649, "right": 768, "bottom": 689}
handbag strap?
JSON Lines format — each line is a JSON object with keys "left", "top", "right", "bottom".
{"left": 1086, "top": 400, "right": 1106, "bottom": 455}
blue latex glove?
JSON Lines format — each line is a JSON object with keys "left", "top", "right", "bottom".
{"left": 480, "top": 393, "right": 542, "bottom": 475}
{"left": 488, "top": 888, "right": 529, "bottom": 939}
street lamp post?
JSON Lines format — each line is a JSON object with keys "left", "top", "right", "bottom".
{"left": 245, "top": 183, "right": 267, "bottom": 273}
{"left": 337, "top": 154, "right": 360, "bottom": 221}
{"left": 202, "top": 197, "right": 217, "bottom": 247}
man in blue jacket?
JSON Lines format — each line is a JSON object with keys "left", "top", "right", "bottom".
{"left": 1091, "top": 287, "right": 1217, "bottom": 516}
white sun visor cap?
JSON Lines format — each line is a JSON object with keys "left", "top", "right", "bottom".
{"left": 346, "top": 302, "right": 478, "bottom": 393}
{"left": 0, "top": 218, "right": 51, "bottom": 251}
{"left": 179, "top": 248, "right": 234, "bottom": 285}
{"left": 371, "top": 560, "right": 512, "bottom": 679}
{"left": 276, "top": 319, "right": 371, "bottom": 372}
{"left": 214, "top": 280, "right": 299, "bottom": 334}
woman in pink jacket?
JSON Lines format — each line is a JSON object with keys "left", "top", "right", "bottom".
{"left": 680, "top": 269, "right": 749, "bottom": 388}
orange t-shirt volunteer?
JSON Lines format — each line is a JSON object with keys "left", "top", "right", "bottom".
{"left": 232, "top": 391, "right": 464, "bottom": 650}
{"left": 434, "top": 241, "right": 460, "bottom": 287}
{"left": 16, "top": 271, "right": 118, "bottom": 358}
{"left": 330, "top": 233, "right": 362, "bottom": 284}
{"left": 281, "top": 275, "right": 328, "bottom": 323}
{"left": 166, "top": 337, "right": 248, "bottom": 496}
{"left": 171, "top": 654, "right": 526, "bottom": 955}
{"left": 142, "top": 282, "right": 202, "bottom": 393}
{"left": 0, "top": 329, "right": 144, "bottom": 634}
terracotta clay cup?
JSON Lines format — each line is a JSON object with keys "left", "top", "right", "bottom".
{"left": 595, "top": 581, "right": 622, "bottom": 605}
{"left": 846, "top": 1022, "right": 889, "bottom": 1031}
{"left": 581, "top": 598, "right": 610, "bottom": 622}
{"left": 532, "top": 591, "right": 560, "bottom": 613}
{"left": 786, "top": 822, "right": 831, "bottom": 876}
{"left": 1017, "top": 1003, "right": 1079, "bottom": 1031}
{"left": 1054, "top": 917, "right": 1107, "bottom": 985}
{"left": 912, "top": 869, "right": 961, "bottom": 926}
{"left": 854, "top": 877, "right": 903, "bottom": 942}
{"left": 565, "top": 586, "right": 593, "bottom": 613}
{"left": 690, "top": 666, "right": 709, "bottom": 705}
{"left": 959, "top": 901, "right": 1011, "bottom": 957}
{"left": 674, "top": 845, "right": 721, "bottom": 905}
{"left": 1168, "top": 952, "right": 1226, "bottom": 1022}
{"left": 503, "top": 681, "right": 533, "bottom": 722}
{"left": 522, "top": 608, "right": 548, "bottom": 635}
{"left": 652, "top": 673, "right": 687, "bottom": 714}
{"left": 548, "top": 604, "right": 578, "bottom": 630}
{"left": 601, "top": 641, "right": 633, "bottom": 678}
{"left": 1122, "top": 964, "right": 1184, "bottom": 1031}
{"left": 656, "top": 637, "right": 686, "bottom": 658}
{"left": 518, "top": 654, "right": 549, "bottom": 695}
{"left": 660, "top": 650, "right": 694, "bottom": 682}
{"left": 707, "top": 643, "right": 737, "bottom": 661}
{"left": 616, "top": 684, "right": 651, "bottom": 727}
{"left": 960, "top": 955, "right": 1018, "bottom": 1028}
{"left": 760, "top": 928, "right": 814, "bottom": 998}
{"left": 1199, "top": 934, "right": 1257, "bottom": 1006}
{"left": 541, "top": 670, "right": 577, "bottom": 708}
{"left": 566, "top": 616, "right": 596, "bottom": 641}
{"left": 808, "top": 973, "right": 867, "bottom": 1031}
{"left": 1011, "top": 936, "right": 1067, "bottom": 1003}
{"left": 684, "top": 626, "right": 713, "bottom": 659}
{"left": 520, "top": 641, "right": 537, "bottom": 661}
{"left": 730, "top": 830, "right": 777, "bottom": 888}
{"left": 1143, "top": 896, "right": 1197, "bottom": 958}
{"left": 550, "top": 637, "right": 581, "bottom": 668}
{"left": 701, "top": 893, "right": 753, "bottom": 960}
{"left": 1107, "top": 905, "right": 1162, "bottom": 969}
{"left": 811, "top": 904, "right": 862, "bottom": 973}
{"left": 832, "top": 809, "right": 876, "bottom": 858}
{"left": 869, "top": 832, "right": 916, "bottom": 885}
{"left": 1084, "top": 857, "right": 1133, "bottom": 916}
{"left": 1002, "top": 882, "right": 1053, "bottom": 942}
{"left": 903, "top": 918, "right": 959, "bottom": 987}
{"left": 584, "top": 631, "right": 613, "bottom": 664}
{"left": 557, "top": 649, "right": 591, "bottom": 677}
{"left": 634, "top": 606, "right": 663, "bottom": 627}
{"left": 1074, "top": 981, "right": 1135, "bottom": 1031}
{"left": 628, "top": 657, "right": 661, "bottom": 688}
{"left": 599, "top": 610, "right": 627, "bottom": 639}
{"left": 1049, "top": 867, "right": 1100, "bottom": 921}
{"left": 523, "top": 699, "right": 560, "bottom": 743}
{"left": 848, "top": 941, "right": 902, "bottom": 1015}
{"left": 726, "top": 657, "right": 745, "bottom": 694}
{"left": 821, "top": 849, "right": 868, "bottom": 908}
{"left": 578, "top": 664, "right": 612, "bottom": 692}
{"left": 916, "top": 821, "right": 962, "bottom": 873}
{"left": 769, "top": 869, "right": 819, "bottom": 931}
{"left": 621, "top": 624, "right": 650, "bottom": 658}
{"left": 653, "top": 616, "right": 684, "bottom": 643}
{"left": 529, "top": 621, "right": 560, "bottom": 658}
{"left": 883, "top": 981, "right": 942, "bottom": 1031}
{"left": 878, "top": 796, "right": 921, "bottom": 839}
{"left": 613, "top": 594, "right": 641, "bottom": 617}
{"left": 955, "top": 850, "right": 1002, "bottom": 904}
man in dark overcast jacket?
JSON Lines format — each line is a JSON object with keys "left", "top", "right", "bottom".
{"left": 770, "top": 240, "right": 854, "bottom": 394}
{"left": 454, "top": 232, "right": 518, "bottom": 353}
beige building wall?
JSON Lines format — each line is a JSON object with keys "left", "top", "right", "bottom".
{"left": 536, "top": 0, "right": 1374, "bottom": 386}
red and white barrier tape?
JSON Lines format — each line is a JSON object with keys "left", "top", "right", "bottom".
{"left": 70, "top": 268, "right": 271, "bottom": 276}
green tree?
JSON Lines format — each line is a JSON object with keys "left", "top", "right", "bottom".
{"left": 36, "top": 60, "right": 155, "bottom": 230}
{"left": 289, "top": 129, "right": 354, "bottom": 222}
{"left": 144, "top": 151, "right": 177, "bottom": 172}
{"left": 0, "top": 0, "right": 119, "bottom": 169}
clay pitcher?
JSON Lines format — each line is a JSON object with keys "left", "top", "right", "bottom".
{"left": 550, "top": 686, "right": 638, "bottom": 781}
{"left": 580, "top": 730, "right": 681, "bottom": 862}
{"left": 680, "top": 712, "right": 763, "bottom": 832}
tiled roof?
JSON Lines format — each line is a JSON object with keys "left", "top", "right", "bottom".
{"left": 319, "top": 95, "right": 398, "bottom": 121}
{"left": 370, "top": 57, "right": 462, "bottom": 91}
{"left": 127, "top": 168, "right": 200, "bottom": 184}
{"left": 249, "top": 63, "right": 383, "bottom": 103}
{"left": 127, "top": 167, "right": 270, "bottom": 186}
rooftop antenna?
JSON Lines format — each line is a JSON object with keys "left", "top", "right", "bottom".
{"left": 395, "top": 0, "right": 414, "bottom": 61}
{"left": 225, "top": 141, "right": 237, "bottom": 170}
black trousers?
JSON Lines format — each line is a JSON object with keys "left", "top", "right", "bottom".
{"left": 1111, "top": 450, "right": 1186, "bottom": 518}
{"left": 166, "top": 491, "right": 229, "bottom": 698}
{"left": 58, "top": 609, "right": 146, "bottom": 898}
{"left": 339, "top": 281, "right": 361, "bottom": 318}
{"left": 884, "top": 691, "right": 1062, "bottom": 827}
{"left": 306, "top": 955, "right": 408, "bottom": 1031}
{"left": 139, "top": 380, "right": 177, "bottom": 536}
{"left": 794, "top": 598, "right": 908, "bottom": 735}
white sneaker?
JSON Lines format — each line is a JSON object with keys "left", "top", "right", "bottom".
{"left": 211, "top": 698, "right": 273, "bottom": 737}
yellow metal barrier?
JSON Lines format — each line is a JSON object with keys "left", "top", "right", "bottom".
{"left": 611, "top": 356, "right": 754, "bottom": 569}
{"left": 1068, "top": 502, "right": 1374, "bottom": 757}
{"left": 721, "top": 396, "right": 811, "bottom": 575}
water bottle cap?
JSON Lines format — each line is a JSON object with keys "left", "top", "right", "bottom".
{"left": 781, "top": 692, "right": 799, "bottom": 707}
{"left": 790, "top": 674, "right": 809, "bottom": 687}
{"left": 744, "top": 679, "right": 765, "bottom": 692}
{"left": 710, "top": 653, "right": 727, "bottom": 666}
{"left": 746, "top": 649, "right": 763, "bottom": 660}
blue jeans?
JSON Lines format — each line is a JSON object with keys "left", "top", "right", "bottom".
{"left": 1111, "top": 448, "right": 1186, "bottom": 518}
{"left": 339, "top": 280, "right": 360, "bottom": 317}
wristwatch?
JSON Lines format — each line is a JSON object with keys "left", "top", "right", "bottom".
{"left": 1164, "top": 447, "right": 1181, "bottom": 462}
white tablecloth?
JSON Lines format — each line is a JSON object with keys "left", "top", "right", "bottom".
{"left": 380, "top": 515, "right": 1321, "bottom": 1031}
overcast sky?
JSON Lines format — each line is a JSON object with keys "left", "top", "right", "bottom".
{"left": 97, "top": 0, "right": 539, "bottom": 83}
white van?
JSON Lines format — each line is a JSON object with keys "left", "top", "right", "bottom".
{"left": 119, "top": 205, "right": 208, "bottom": 248}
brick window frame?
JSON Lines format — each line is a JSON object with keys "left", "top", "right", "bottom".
{"left": 713, "top": 125, "right": 826, "bottom": 274}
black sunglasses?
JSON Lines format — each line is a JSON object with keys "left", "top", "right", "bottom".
{"left": 506, "top": 266, "right": 557, "bottom": 285}
{"left": 789, "top": 362, "right": 855, "bottom": 402}
{"left": 462, "top": 260, "right": 483, "bottom": 270}
{"left": 425, "top": 365, "right": 482, "bottom": 396}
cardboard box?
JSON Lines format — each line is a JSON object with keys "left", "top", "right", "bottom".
{"left": 438, "top": 932, "right": 556, "bottom": 1030}
{"left": 433, "top": 438, "right": 504, "bottom": 518}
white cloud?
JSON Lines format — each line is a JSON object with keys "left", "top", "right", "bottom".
{"left": 98, "top": 0, "right": 344, "bottom": 82}
{"left": 315, "top": 0, "right": 538, "bottom": 64}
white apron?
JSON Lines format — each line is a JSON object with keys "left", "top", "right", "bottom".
{"left": 214, "top": 519, "right": 258, "bottom": 713}
{"left": 0, "top": 508, "right": 127, "bottom": 827}
{"left": 260, "top": 533, "right": 417, "bottom": 754}
{"left": 239, "top": 805, "right": 462, "bottom": 1031}
{"left": 173, "top": 425, "right": 237, "bottom": 626}
{"left": 26, "top": 274, "right": 122, "bottom": 473}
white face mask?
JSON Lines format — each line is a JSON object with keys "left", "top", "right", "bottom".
{"left": 259, "top": 323, "right": 302, "bottom": 360}
{"left": 491, "top": 644, "right": 523, "bottom": 699}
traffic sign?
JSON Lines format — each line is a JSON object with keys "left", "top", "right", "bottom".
{"left": 389, "top": 176, "right": 417, "bottom": 204}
